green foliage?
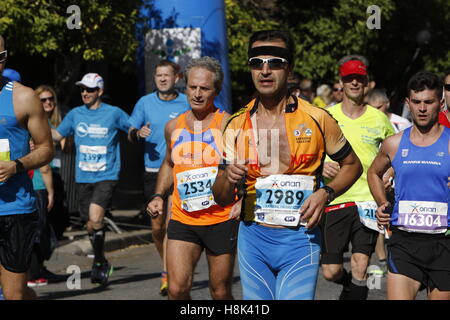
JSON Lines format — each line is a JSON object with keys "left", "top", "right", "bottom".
{"left": 0, "top": 0, "right": 139, "bottom": 65}
{"left": 225, "top": 0, "right": 450, "bottom": 105}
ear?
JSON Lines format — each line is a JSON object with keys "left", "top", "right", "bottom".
{"left": 98, "top": 88, "right": 104, "bottom": 97}
{"left": 440, "top": 98, "right": 445, "bottom": 111}
{"left": 405, "top": 98, "right": 411, "bottom": 112}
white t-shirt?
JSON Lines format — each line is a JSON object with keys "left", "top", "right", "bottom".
{"left": 389, "top": 113, "right": 412, "bottom": 133}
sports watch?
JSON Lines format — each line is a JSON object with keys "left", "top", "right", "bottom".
{"left": 320, "top": 186, "right": 335, "bottom": 205}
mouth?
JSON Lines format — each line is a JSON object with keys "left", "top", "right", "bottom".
{"left": 259, "top": 79, "right": 274, "bottom": 86}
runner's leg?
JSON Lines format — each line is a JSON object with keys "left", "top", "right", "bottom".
{"left": 167, "top": 239, "right": 203, "bottom": 300}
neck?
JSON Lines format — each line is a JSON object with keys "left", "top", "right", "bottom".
{"left": 191, "top": 105, "right": 216, "bottom": 121}
{"left": 87, "top": 100, "right": 101, "bottom": 110}
{"left": 412, "top": 121, "right": 441, "bottom": 137}
{"left": 158, "top": 90, "right": 178, "bottom": 101}
{"left": 258, "top": 92, "right": 289, "bottom": 115}
{"left": 341, "top": 96, "right": 366, "bottom": 119}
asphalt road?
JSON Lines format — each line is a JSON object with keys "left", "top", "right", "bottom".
{"left": 34, "top": 243, "right": 427, "bottom": 301}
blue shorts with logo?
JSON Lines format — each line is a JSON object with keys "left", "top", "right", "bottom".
{"left": 238, "top": 221, "right": 321, "bottom": 300}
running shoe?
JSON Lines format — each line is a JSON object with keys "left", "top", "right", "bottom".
{"left": 27, "top": 278, "right": 48, "bottom": 287}
{"left": 159, "top": 272, "right": 168, "bottom": 296}
{"left": 91, "top": 262, "right": 113, "bottom": 285}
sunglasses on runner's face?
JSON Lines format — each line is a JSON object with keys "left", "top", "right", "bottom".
{"left": 445, "top": 84, "right": 450, "bottom": 91}
{"left": 248, "top": 57, "right": 288, "bottom": 69}
{"left": 79, "top": 87, "right": 99, "bottom": 93}
{"left": 333, "top": 87, "right": 343, "bottom": 92}
{"left": 0, "top": 50, "right": 7, "bottom": 63}
{"left": 40, "top": 96, "right": 55, "bottom": 103}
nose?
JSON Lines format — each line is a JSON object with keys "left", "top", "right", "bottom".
{"left": 418, "top": 103, "right": 427, "bottom": 112}
{"left": 261, "top": 62, "right": 272, "bottom": 75}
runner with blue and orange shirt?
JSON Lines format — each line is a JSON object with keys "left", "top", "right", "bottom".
{"left": 212, "top": 30, "right": 363, "bottom": 300}
{"left": 147, "top": 57, "right": 241, "bottom": 300}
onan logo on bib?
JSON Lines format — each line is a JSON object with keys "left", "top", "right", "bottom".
{"left": 410, "top": 203, "right": 437, "bottom": 214}
{"left": 185, "top": 172, "right": 209, "bottom": 182}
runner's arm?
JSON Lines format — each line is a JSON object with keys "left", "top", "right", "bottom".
{"left": 300, "top": 149, "right": 362, "bottom": 229}
{"left": 212, "top": 118, "right": 246, "bottom": 207}
{"left": 39, "top": 164, "right": 55, "bottom": 211}
{"left": 14, "top": 85, "right": 54, "bottom": 170}
{"left": 367, "top": 136, "right": 399, "bottom": 228}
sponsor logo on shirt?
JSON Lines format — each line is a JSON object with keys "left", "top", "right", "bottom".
{"left": 401, "top": 149, "right": 408, "bottom": 157}
{"left": 76, "top": 122, "right": 109, "bottom": 138}
{"left": 294, "top": 124, "right": 312, "bottom": 143}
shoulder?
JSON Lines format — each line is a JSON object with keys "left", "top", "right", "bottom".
{"left": 225, "top": 101, "right": 254, "bottom": 130}
{"left": 297, "top": 98, "right": 338, "bottom": 125}
{"left": 13, "top": 82, "right": 39, "bottom": 107}
{"left": 366, "top": 104, "right": 390, "bottom": 120}
{"left": 382, "top": 130, "right": 403, "bottom": 150}
{"left": 136, "top": 92, "right": 156, "bottom": 105}
{"left": 164, "top": 117, "right": 179, "bottom": 135}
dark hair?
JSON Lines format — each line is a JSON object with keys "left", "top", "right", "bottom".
{"left": 248, "top": 30, "right": 295, "bottom": 65}
{"left": 155, "top": 60, "right": 181, "bottom": 75}
{"left": 407, "top": 71, "right": 443, "bottom": 99}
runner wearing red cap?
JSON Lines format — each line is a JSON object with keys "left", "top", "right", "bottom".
{"left": 320, "top": 57, "right": 395, "bottom": 300}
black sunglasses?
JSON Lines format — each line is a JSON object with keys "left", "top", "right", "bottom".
{"left": 248, "top": 57, "right": 288, "bottom": 70}
{"left": 444, "top": 84, "right": 450, "bottom": 91}
{"left": 79, "top": 87, "right": 99, "bottom": 93}
{"left": 40, "top": 96, "right": 55, "bottom": 103}
{"left": 333, "top": 88, "right": 343, "bottom": 92}
{"left": 0, "top": 50, "right": 7, "bottom": 63}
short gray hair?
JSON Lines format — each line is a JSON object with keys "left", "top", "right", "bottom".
{"left": 367, "top": 88, "right": 389, "bottom": 103}
{"left": 338, "top": 54, "right": 369, "bottom": 67}
{"left": 185, "top": 56, "right": 224, "bottom": 94}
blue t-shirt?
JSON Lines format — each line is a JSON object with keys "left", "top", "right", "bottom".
{"left": 56, "top": 103, "right": 130, "bottom": 183}
{"left": 129, "top": 92, "right": 190, "bottom": 170}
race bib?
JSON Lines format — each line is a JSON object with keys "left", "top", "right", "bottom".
{"left": 79, "top": 145, "right": 107, "bottom": 172}
{"left": 356, "top": 201, "right": 380, "bottom": 232}
{"left": 0, "top": 139, "right": 11, "bottom": 162}
{"left": 397, "top": 200, "right": 448, "bottom": 234}
{"left": 176, "top": 167, "right": 218, "bottom": 212}
{"left": 254, "top": 174, "right": 314, "bottom": 227}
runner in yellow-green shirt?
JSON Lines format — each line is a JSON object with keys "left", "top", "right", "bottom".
{"left": 320, "top": 58, "right": 395, "bottom": 300}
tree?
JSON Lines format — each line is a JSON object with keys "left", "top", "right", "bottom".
{"left": 0, "top": 0, "right": 141, "bottom": 106}
{"left": 225, "top": 0, "right": 450, "bottom": 111}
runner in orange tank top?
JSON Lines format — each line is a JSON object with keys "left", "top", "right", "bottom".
{"left": 147, "top": 57, "right": 240, "bottom": 300}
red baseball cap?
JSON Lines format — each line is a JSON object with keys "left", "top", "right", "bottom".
{"left": 339, "top": 60, "right": 367, "bottom": 77}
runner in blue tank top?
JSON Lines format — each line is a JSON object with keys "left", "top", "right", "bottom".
{"left": 52, "top": 73, "right": 129, "bottom": 286}
{"left": 368, "top": 71, "right": 450, "bottom": 300}
{"left": 0, "top": 35, "right": 54, "bottom": 300}
{"left": 128, "top": 60, "right": 190, "bottom": 295}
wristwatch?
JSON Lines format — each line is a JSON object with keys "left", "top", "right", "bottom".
{"left": 320, "top": 186, "right": 335, "bottom": 204}
{"left": 149, "top": 193, "right": 164, "bottom": 202}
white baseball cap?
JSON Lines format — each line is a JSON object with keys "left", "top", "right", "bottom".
{"left": 75, "top": 73, "right": 104, "bottom": 89}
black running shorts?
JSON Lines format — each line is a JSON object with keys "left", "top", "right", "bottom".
{"left": 320, "top": 203, "right": 378, "bottom": 264}
{"left": 0, "top": 212, "right": 38, "bottom": 273}
{"left": 388, "top": 228, "right": 450, "bottom": 291}
{"left": 76, "top": 181, "right": 117, "bottom": 222}
{"left": 167, "top": 219, "right": 239, "bottom": 255}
